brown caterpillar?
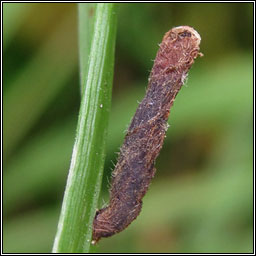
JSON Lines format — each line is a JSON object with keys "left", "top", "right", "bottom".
{"left": 92, "top": 26, "right": 202, "bottom": 243}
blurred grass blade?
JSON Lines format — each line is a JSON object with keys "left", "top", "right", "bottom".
{"left": 78, "top": 3, "right": 96, "bottom": 94}
{"left": 52, "top": 3, "right": 117, "bottom": 253}
{"left": 3, "top": 12, "right": 77, "bottom": 160}
{"left": 3, "top": 117, "right": 76, "bottom": 215}
{"left": 3, "top": 3, "right": 33, "bottom": 49}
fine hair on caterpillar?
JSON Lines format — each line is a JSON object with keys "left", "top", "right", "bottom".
{"left": 92, "top": 25, "right": 202, "bottom": 244}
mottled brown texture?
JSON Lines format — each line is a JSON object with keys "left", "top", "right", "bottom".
{"left": 92, "top": 26, "right": 202, "bottom": 243}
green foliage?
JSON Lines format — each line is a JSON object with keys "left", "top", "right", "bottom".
{"left": 78, "top": 3, "right": 96, "bottom": 93}
{"left": 52, "top": 3, "right": 117, "bottom": 253}
{"left": 3, "top": 3, "right": 253, "bottom": 253}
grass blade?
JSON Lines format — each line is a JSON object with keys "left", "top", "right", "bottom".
{"left": 78, "top": 3, "right": 96, "bottom": 94}
{"left": 52, "top": 3, "right": 117, "bottom": 253}
{"left": 3, "top": 13, "right": 77, "bottom": 160}
{"left": 3, "top": 3, "right": 33, "bottom": 49}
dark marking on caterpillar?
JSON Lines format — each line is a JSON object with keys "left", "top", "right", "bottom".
{"left": 92, "top": 26, "right": 202, "bottom": 244}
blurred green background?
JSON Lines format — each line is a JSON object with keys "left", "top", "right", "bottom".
{"left": 3, "top": 3, "right": 253, "bottom": 253}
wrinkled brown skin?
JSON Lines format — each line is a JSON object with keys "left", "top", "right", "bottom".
{"left": 92, "top": 26, "right": 202, "bottom": 243}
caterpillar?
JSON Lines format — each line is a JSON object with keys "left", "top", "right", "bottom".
{"left": 92, "top": 26, "right": 202, "bottom": 243}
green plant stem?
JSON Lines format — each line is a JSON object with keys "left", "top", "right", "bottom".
{"left": 52, "top": 3, "right": 117, "bottom": 253}
{"left": 78, "top": 3, "right": 96, "bottom": 94}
